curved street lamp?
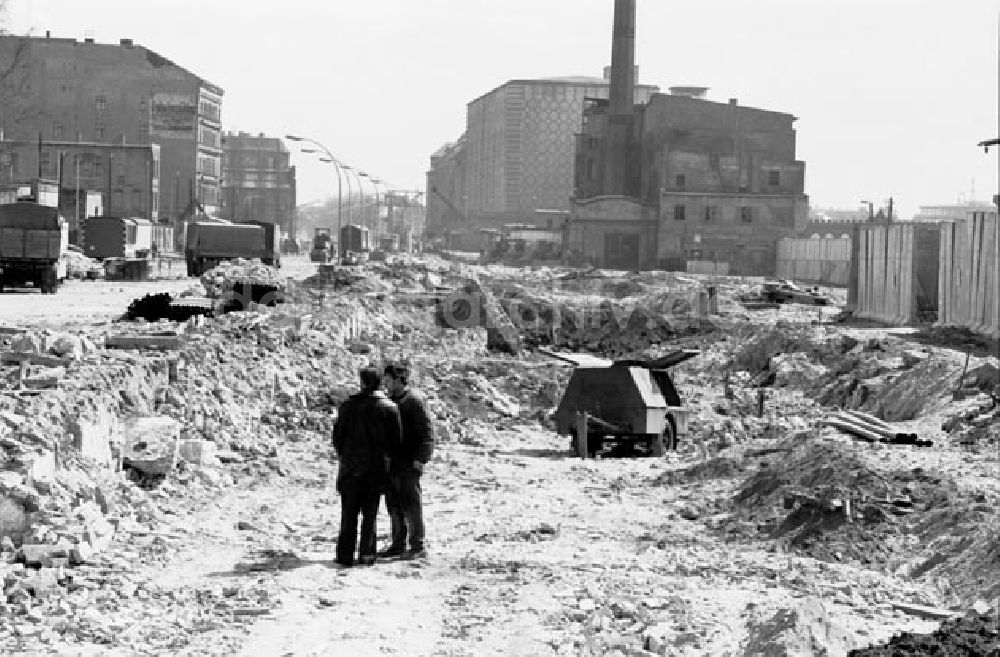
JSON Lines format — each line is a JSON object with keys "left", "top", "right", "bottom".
{"left": 287, "top": 134, "right": 352, "bottom": 261}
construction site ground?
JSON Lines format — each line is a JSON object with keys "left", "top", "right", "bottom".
{"left": 0, "top": 254, "right": 998, "bottom": 656}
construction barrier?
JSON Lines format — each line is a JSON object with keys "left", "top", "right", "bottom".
{"left": 686, "top": 260, "right": 730, "bottom": 276}
{"left": 776, "top": 237, "right": 851, "bottom": 286}
{"left": 852, "top": 224, "right": 940, "bottom": 325}
{"left": 937, "top": 211, "right": 1000, "bottom": 338}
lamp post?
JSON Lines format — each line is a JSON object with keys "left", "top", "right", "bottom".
{"left": 287, "top": 134, "right": 351, "bottom": 261}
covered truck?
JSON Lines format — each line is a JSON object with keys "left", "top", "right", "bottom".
{"left": 244, "top": 220, "right": 281, "bottom": 268}
{"left": 185, "top": 221, "right": 266, "bottom": 277}
{"left": 0, "top": 202, "right": 68, "bottom": 293}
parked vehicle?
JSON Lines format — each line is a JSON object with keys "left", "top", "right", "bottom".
{"left": 184, "top": 222, "right": 266, "bottom": 277}
{"left": 0, "top": 202, "right": 68, "bottom": 293}
{"left": 310, "top": 228, "right": 334, "bottom": 263}
{"left": 340, "top": 223, "right": 371, "bottom": 254}
{"left": 244, "top": 220, "right": 281, "bottom": 268}
{"left": 81, "top": 216, "right": 154, "bottom": 259}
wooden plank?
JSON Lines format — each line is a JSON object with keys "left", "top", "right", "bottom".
{"left": 105, "top": 335, "right": 181, "bottom": 351}
{"left": 890, "top": 601, "right": 962, "bottom": 621}
{"left": 1, "top": 351, "right": 72, "bottom": 367}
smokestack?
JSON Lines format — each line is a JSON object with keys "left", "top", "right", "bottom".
{"left": 608, "top": 0, "right": 636, "bottom": 116}
{"left": 601, "top": 0, "right": 637, "bottom": 197}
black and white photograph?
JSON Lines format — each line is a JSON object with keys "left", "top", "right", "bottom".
{"left": 0, "top": 0, "right": 998, "bottom": 654}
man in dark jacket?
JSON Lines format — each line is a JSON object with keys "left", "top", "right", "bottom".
{"left": 332, "top": 367, "right": 401, "bottom": 567}
{"left": 380, "top": 361, "right": 434, "bottom": 560}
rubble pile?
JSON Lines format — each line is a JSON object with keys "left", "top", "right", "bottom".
{"left": 727, "top": 434, "right": 1000, "bottom": 604}
{"left": 62, "top": 251, "right": 102, "bottom": 280}
{"left": 849, "top": 610, "right": 1000, "bottom": 655}
{"left": 199, "top": 259, "right": 283, "bottom": 300}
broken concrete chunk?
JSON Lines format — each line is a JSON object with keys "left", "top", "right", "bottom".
{"left": 122, "top": 416, "right": 181, "bottom": 475}
{"left": 901, "top": 350, "right": 929, "bottom": 368}
{"left": 178, "top": 439, "right": 217, "bottom": 466}
{"left": 26, "top": 452, "right": 56, "bottom": 494}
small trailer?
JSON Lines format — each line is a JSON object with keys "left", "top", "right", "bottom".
{"left": 548, "top": 349, "right": 698, "bottom": 458}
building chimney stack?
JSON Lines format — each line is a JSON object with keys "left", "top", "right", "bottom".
{"left": 608, "top": 0, "right": 636, "bottom": 116}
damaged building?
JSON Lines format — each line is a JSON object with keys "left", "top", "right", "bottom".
{"left": 567, "top": 0, "right": 809, "bottom": 274}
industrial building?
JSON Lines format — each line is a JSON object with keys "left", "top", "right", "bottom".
{"left": 220, "top": 132, "right": 297, "bottom": 236}
{"left": 0, "top": 33, "right": 223, "bottom": 222}
{"left": 427, "top": 72, "right": 658, "bottom": 249}
{"left": 567, "top": 0, "right": 809, "bottom": 274}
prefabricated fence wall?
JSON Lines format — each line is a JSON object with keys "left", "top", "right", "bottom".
{"left": 937, "top": 211, "right": 1000, "bottom": 338}
{"left": 851, "top": 224, "right": 940, "bottom": 324}
{"left": 686, "top": 260, "right": 730, "bottom": 276}
{"left": 776, "top": 237, "right": 851, "bottom": 286}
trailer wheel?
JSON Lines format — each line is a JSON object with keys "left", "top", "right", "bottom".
{"left": 651, "top": 417, "right": 677, "bottom": 456}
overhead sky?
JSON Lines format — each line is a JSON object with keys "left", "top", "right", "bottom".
{"left": 5, "top": 0, "right": 999, "bottom": 218}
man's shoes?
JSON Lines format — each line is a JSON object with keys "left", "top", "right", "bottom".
{"left": 377, "top": 546, "right": 405, "bottom": 559}
{"left": 400, "top": 548, "right": 428, "bottom": 561}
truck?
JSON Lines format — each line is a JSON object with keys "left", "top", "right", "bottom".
{"left": 340, "top": 223, "right": 371, "bottom": 255}
{"left": 244, "top": 220, "right": 281, "bottom": 268}
{"left": 81, "top": 216, "right": 154, "bottom": 259}
{"left": 184, "top": 221, "right": 266, "bottom": 277}
{"left": 0, "top": 202, "right": 68, "bottom": 294}
{"left": 310, "top": 228, "right": 334, "bottom": 263}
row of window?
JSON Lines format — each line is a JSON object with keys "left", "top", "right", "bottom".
{"left": 673, "top": 204, "right": 756, "bottom": 223}
{"left": 674, "top": 170, "right": 781, "bottom": 189}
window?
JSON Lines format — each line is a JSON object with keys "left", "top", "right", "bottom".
{"left": 113, "top": 190, "right": 124, "bottom": 208}
{"left": 96, "top": 126, "right": 105, "bottom": 140}
{"left": 769, "top": 170, "right": 780, "bottom": 186}
{"left": 587, "top": 159, "right": 597, "bottom": 181}
{"left": 708, "top": 153, "right": 720, "bottom": 169}
{"left": 674, "top": 205, "right": 686, "bottom": 221}
{"left": 675, "top": 174, "right": 685, "bottom": 189}
{"left": 54, "top": 124, "right": 64, "bottom": 139}
{"left": 131, "top": 190, "right": 142, "bottom": 210}
{"left": 587, "top": 137, "right": 598, "bottom": 149}
{"left": 740, "top": 206, "right": 755, "bottom": 223}
{"left": 704, "top": 205, "right": 719, "bottom": 222}
{"left": 95, "top": 95, "right": 107, "bottom": 113}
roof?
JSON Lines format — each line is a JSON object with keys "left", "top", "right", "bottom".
{"left": 469, "top": 75, "right": 660, "bottom": 106}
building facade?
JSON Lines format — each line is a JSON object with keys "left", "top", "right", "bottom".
{"left": 572, "top": 90, "right": 808, "bottom": 274}
{"left": 0, "top": 139, "right": 159, "bottom": 237}
{"left": 220, "top": 131, "right": 296, "bottom": 234}
{"left": 427, "top": 72, "right": 658, "bottom": 247}
{"left": 0, "top": 33, "right": 222, "bottom": 221}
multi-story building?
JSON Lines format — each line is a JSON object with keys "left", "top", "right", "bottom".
{"left": 0, "top": 139, "right": 159, "bottom": 236}
{"left": 427, "top": 71, "right": 658, "bottom": 247}
{"left": 0, "top": 33, "right": 222, "bottom": 221}
{"left": 220, "top": 131, "right": 296, "bottom": 234}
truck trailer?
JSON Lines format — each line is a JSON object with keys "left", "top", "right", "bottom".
{"left": 184, "top": 221, "right": 266, "bottom": 277}
{"left": 81, "top": 216, "right": 154, "bottom": 259}
{"left": 0, "top": 202, "right": 68, "bottom": 293}
{"left": 244, "top": 220, "right": 281, "bottom": 267}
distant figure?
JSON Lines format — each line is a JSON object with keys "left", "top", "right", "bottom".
{"left": 380, "top": 361, "right": 435, "bottom": 560}
{"left": 331, "top": 367, "right": 401, "bottom": 567}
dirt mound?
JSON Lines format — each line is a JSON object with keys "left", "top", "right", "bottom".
{"left": 731, "top": 439, "right": 961, "bottom": 567}
{"left": 849, "top": 611, "right": 1000, "bottom": 655}
{"left": 654, "top": 456, "right": 744, "bottom": 485}
{"left": 742, "top": 597, "right": 858, "bottom": 656}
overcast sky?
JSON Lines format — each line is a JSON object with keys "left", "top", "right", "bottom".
{"left": 6, "top": 0, "right": 1000, "bottom": 218}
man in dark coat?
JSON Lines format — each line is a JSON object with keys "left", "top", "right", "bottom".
{"left": 380, "top": 361, "right": 435, "bottom": 560}
{"left": 332, "top": 367, "right": 401, "bottom": 567}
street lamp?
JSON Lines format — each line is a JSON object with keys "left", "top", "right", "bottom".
{"left": 288, "top": 134, "right": 350, "bottom": 261}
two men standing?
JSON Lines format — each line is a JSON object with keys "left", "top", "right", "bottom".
{"left": 332, "top": 362, "right": 434, "bottom": 567}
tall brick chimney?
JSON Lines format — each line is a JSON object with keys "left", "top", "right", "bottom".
{"left": 602, "top": 0, "right": 636, "bottom": 196}
{"left": 608, "top": 0, "right": 636, "bottom": 116}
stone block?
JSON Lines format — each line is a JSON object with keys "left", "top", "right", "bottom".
{"left": 20, "top": 542, "right": 71, "bottom": 567}
{"left": 26, "top": 452, "right": 56, "bottom": 494}
{"left": 70, "top": 415, "right": 114, "bottom": 467}
{"left": 122, "top": 416, "right": 180, "bottom": 475}
{"left": 178, "top": 440, "right": 217, "bottom": 466}
{"left": 22, "top": 568, "right": 60, "bottom": 599}
{"left": 901, "top": 350, "right": 929, "bottom": 369}
{"left": 0, "top": 498, "right": 27, "bottom": 544}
